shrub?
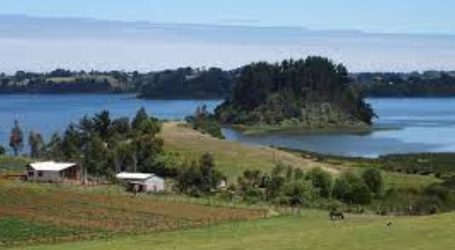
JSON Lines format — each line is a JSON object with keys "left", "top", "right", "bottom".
{"left": 362, "top": 168, "right": 383, "bottom": 195}
{"left": 243, "top": 187, "right": 264, "bottom": 204}
{"left": 176, "top": 153, "right": 224, "bottom": 196}
{"left": 306, "top": 167, "right": 333, "bottom": 198}
{"left": 280, "top": 180, "right": 315, "bottom": 207}
{"left": 424, "top": 185, "right": 450, "bottom": 201}
{"left": 333, "top": 171, "right": 372, "bottom": 205}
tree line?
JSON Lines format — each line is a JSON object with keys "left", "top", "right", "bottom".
{"left": 5, "top": 108, "right": 171, "bottom": 178}
{"left": 2, "top": 64, "right": 455, "bottom": 98}
{"left": 3, "top": 109, "right": 226, "bottom": 190}
{"left": 225, "top": 165, "right": 382, "bottom": 207}
{"left": 353, "top": 71, "right": 455, "bottom": 97}
{"left": 0, "top": 67, "right": 233, "bottom": 98}
{"left": 136, "top": 67, "right": 233, "bottom": 99}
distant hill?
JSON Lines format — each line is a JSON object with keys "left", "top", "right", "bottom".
{"left": 137, "top": 67, "right": 234, "bottom": 99}
{"left": 215, "top": 57, "right": 375, "bottom": 130}
{"left": 3, "top": 65, "right": 455, "bottom": 98}
{"left": 353, "top": 72, "right": 455, "bottom": 97}
{"left": 0, "top": 69, "right": 131, "bottom": 94}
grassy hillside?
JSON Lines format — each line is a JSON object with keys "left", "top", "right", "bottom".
{"left": 159, "top": 122, "right": 440, "bottom": 189}
{"left": 14, "top": 210, "right": 455, "bottom": 250}
{"left": 159, "top": 122, "right": 339, "bottom": 180}
{"left": 0, "top": 124, "right": 449, "bottom": 250}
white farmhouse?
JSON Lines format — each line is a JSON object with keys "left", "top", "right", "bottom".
{"left": 116, "top": 172, "right": 165, "bottom": 193}
{"left": 26, "top": 161, "right": 81, "bottom": 182}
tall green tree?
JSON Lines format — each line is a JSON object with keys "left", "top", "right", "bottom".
{"left": 199, "top": 153, "right": 223, "bottom": 192}
{"left": 132, "top": 107, "right": 149, "bottom": 130}
{"left": 45, "top": 133, "right": 64, "bottom": 160}
{"left": 135, "top": 135, "right": 164, "bottom": 173}
{"left": 61, "top": 124, "right": 83, "bottom": 161}
{"left": 9, "top": 120, "right": 24, "bottom": 156}
{"left": 114, "top": 143, "right": 136, "bottom": 172}
{"left": 177, "top": 153, "right": 224, "bottom": 196}
{"left": 28, "top": 131, "right": 45, "bottom": 158}
{"left": 265, "top": 164, "right": 286, "bottom": 201}
{"left": 92, "top": 110, "right": 112, "bottom": 140}
{"left": 82, "top": 135, "right": 108, "bottom": 176}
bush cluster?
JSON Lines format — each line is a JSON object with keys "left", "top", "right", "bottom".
{"left": 220, "top": 165, "right": 384, "bottom": 208}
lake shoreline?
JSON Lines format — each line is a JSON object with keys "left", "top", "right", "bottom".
{"left": 225, "top": 123, "right": 398, "bottom": 136}
{"left": 1, "top": 95, "right": 454, "bottom": 157}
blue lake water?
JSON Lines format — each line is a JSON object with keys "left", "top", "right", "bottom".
{"left": 224, "top": 98, "right": 455, "bottom": 157}
{"left": 0, "top": 95, "right": 454, "bottom": 157}
{"left": 0, "top": 94, "right": 221, "bottom": 153}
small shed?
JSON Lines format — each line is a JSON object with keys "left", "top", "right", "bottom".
{"left": 26, "top": 161, "right": 80, "bottom": 182}
{"left": 116, "top": 172, "right": 165, "bottom": 193}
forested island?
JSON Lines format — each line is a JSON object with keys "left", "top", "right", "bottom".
{"left": 215, "top": 57, "right": 375, "bottom": 131}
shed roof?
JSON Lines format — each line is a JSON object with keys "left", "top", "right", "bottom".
{"left": 116, "top": 172, "right": 155, "bottom": 180}
{"left": 28, "top": 161, "right": 77, "bottom": 172}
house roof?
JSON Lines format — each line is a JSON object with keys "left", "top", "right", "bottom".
{"left": 116, "top": 172, "right": 155, "bottom": 180}
{"left": 28, "top": 161, "right": 77, "bottom": 172}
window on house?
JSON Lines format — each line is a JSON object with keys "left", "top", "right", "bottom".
{"left": 28, "top": 171, "right": 34, "bottom": 177}
{"left": 38, "top": 171, "right": 43, "bottom": 177}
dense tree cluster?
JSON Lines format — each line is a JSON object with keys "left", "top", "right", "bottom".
{"left": 226, "top": 165, "right": 383, "bottom": 207}
{"left": 176, "top": 153, "right": 225, "bottom": 196}
{"left": 216, "top": 57, "right": 375, "bottom": 128}
{"left": 332, "top": 171, "right": 372, "bottom": 204}
{"left": 137, "top": 67, "right": 233, "bottom": 99}
{"left": 16, "top": 108, "right": 171, "bottom": 178}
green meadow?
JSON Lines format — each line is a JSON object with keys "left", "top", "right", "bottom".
{"left": 13, "top": 210, "right": 455, "bottom": 250}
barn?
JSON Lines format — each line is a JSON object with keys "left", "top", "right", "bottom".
{"left": 116, "top": 172, "right": 165, "bottom": 193}
{"left": 26, "top": 161, "right": 81, "bottom": 183}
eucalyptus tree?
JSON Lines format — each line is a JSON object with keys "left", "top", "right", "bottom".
{"left": 9, "top": 120, "right": 23, "bottom": 156}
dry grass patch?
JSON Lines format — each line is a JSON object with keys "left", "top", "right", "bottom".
{"left": 159, "top": 122, "right": 339, "bottom": 180}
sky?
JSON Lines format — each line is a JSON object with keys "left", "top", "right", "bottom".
{"left": 1, "top": 0, "right": 455, "bottom": 35}
{"left": 1, "top": 1, "right": 455, "bottom": 73}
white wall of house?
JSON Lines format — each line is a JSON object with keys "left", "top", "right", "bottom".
{"left": 143, "top": 176, "right": 165, "bottom": 192}
{"left": 27, "top": 170, "right": 63, "bottom": 182}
